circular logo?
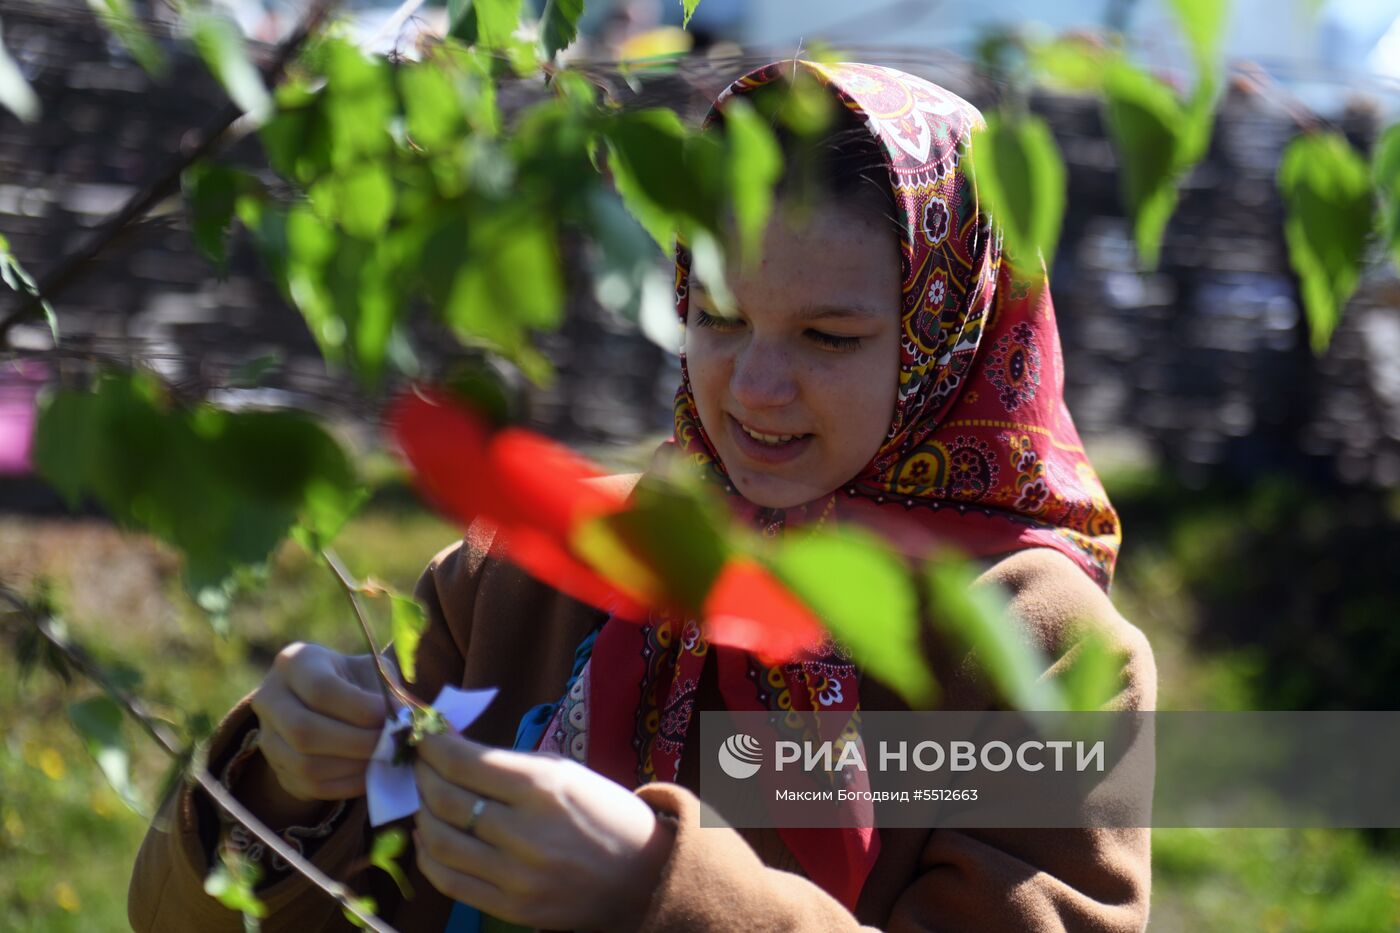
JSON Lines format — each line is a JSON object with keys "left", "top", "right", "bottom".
{"left": 717, "top": 733, "right": 764, "bottom": 780}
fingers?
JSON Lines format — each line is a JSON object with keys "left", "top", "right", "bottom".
{"left": 415, "top": 732, "right": 543, "bottom": 805}
{"left": 254, "top": 680, "right": 382, "bottom": 758}
{"left": 256, "top": 727, "right": 367, "bottom": 801}
{"left": 278, "top": 643, "right": 388, "bottom": 730}
{"left": 414, "top": 807, "right": 511, "bottom": 889}
{"left": 414, "top": 759, "right": 511, "bottom": 849}
{"left": 415, "top": 846, "right": 510, "bottom": 922}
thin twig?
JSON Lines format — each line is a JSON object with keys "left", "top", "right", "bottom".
{"left": 0, "top": 0, "right": 341, "bottom": 345}
{"left": 361, "top": 0, "right": 430, "bottom": 52}
{"left": 0, "top": 584, "right": 398, "bottom": 933}
{"left": 321, "top": 548, "right": 425, "bottom": 714}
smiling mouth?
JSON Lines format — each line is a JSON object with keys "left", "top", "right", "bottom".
{"left": 736, "top": 419, "right": 809, "bottom": 446}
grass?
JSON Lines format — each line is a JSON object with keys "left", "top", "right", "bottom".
{"left": 0, "top": 502, "right": 459, "bottom": 931}
{"left": 1, "top": 479, "right": 1397, "bottom": 931}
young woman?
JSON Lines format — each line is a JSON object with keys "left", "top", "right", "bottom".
{"left": 129, "top": 61, "right": 1155, "bottom": 932}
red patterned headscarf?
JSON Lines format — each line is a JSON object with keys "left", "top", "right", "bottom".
{"left": 543, "top": 61, "right": 1121, "bottom": 914}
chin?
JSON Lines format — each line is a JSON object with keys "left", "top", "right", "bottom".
{"left": 729, "top": 468, "right": 829, "bottom": 510}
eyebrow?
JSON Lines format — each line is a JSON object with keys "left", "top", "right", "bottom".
{"left": 795, "top": 305, "right": 885, "bottom": 321}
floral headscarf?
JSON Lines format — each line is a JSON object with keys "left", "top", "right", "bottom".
{"left": 543, "top": 61, "right": 1121, "bottom": 913}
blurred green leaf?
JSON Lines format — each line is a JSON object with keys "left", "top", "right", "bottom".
{"left": 1167, "top": 0, "right": 1229, "bottom": 69}
{"left": 681, "top": 0, "right": 702, "bottom": 29}
{"left": 87, "top": 0, "right": 166, "bottom": 76}
{"left": 260, "top": 82, "right": 334, "bottom": 186}
{"left": 605, "top": 475, "right": 730, "bottom": 609}
{"left": 445, "top": 208, "right": 563, "bottom": 360}
{"left": 337, "top": 164, "right": 396, "bottom": 239}
{"left": 1101, "top": 62, "right": 1186, "bottom": 270}
{"left": 0, "top": 233, "right": 57, "bottom": 339}
{"left": 449, "top": 0, "right": 523, "bottom": 48}
{"left": 604, "top": 108, "right": 691, "bottom": 250}
{"left": 205, "top": 853, "right": 267, "bottom": 920}
{"left": 770, "top": 529, "right": 934, "bottom": 706}
{"left": 721, "top": 97, "right": 782, "bottom": 262}
{"left": 1278, "top": 132, "right": 1374, "bottom": 355}
{"left": 1371, "top": 124, "right": 1400, "bottom": 274}
{"left": 389, "top": 595, "right": 427, "bottom": 685}
{"left": 968, "top": 111, "right": 1067, "bottom": 269}
{"left": 342, "top": 895, "right": 378, "bottom": 929}
{"left": 1030, "top": 35, "right": 1119, "bottom": 93}
{"left": 68, "top": 695, "right": 143, "bottom": 813}
{"left": 400, "top": 61, "right": 465, "bottom": 151}
{"left": 0, "top": 22, "right": 40, "bottom": 122}
{"left": 32, "top": 373, "right": 362, "bottom": 602}
{"left": 926, "top": 558, "right": 1064, "bottom": 710}
{"left": 539, "top": 0, "right": 584, "bottom": 60}
{"left": 183, "top": 163, "right": 244, "bottom": 274}
{"left": 369, "top": 828, "right": 413, "bottom": 898}
{"left": 1056, "top": 629, "right": 1130, "bottom": 711}
{"left": 191, "top": 12, "right": 272, "bottom": 123}
{"left": 323, "top": 41, "right": 394, "bottom": 170}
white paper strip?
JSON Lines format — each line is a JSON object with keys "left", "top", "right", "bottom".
{"left": 366, "top": 685, "right": 499, "bottom": 827}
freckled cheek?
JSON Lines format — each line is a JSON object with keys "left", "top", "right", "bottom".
{"left": 684, "top": 338, "right": 733, "bottom": 421}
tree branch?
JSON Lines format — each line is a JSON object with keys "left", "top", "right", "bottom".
{"left": 0, "top": 583, "right": 399, "bottom": 933}
{"left": 0, "top": 0, "right": 340, "bottom": 345}
{"left": 321, "top": 547, "right": 427, "bottom": 715}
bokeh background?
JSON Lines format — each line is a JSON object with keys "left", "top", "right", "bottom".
{"left": 1, "top": 0, "right": 1397, "bottom": 930}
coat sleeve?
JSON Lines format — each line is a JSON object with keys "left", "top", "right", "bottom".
{"left": 126, "top": 534, "right": 490, "bottom": 933}
{"left": 629, "top": 547, "right": 1157, "bottom": 933}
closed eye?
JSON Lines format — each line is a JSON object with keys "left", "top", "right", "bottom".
{"left": 694, "top": 308, "right": 744, "bottom": 331}
{"left": 806, "top": 330, "right": 862, "bottom": 351}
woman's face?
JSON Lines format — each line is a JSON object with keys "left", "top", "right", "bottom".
{"left": 685, "top": 199, "right": 902, "bottom": 509}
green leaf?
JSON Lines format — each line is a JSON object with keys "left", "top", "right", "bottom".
{"left": 1030, "top": 36, "right": 1119, "bottom": 93}
{"left": 445, "top": 208, "right": 563, "bottom": 356}
{"left": 68, "top": 696, "right": 143, "bottom": 812}
{"left": 1167, "top": 0, "right": 1229, "bottom": 69}
{"left": 191, "top": 13, "right": 272, "bottom": 123}
{"left": 721, "top": 97, "right": 782, "bottom": 262}
{"left": 205, "top": 854, "right": 268, "bottom": 920}
{"left": 1372, "top": 124, "right": 1400, "bottom": 273}
{"left": 323, "top": 41, "right": 395, "bottom": 170}
{"left": 968, "top": 111, "right": 1067, "bottom": 269}
{"left": 342, "top": 895, "right": 378, "bottom": 928}
{"left": 539, "top": 0, "right": 584, "bottom": 60}
{"left": 604, "top": 108, "right": 690, "bottom": 250}
{"left": 449, "top": 0, "right": 524, "bottom": 48}
{"left": 1056, "top": 629, "right": 1130, "bottom": 711}
{"left": 1278, "top": 132, "right": 1374, "bottom": 355}
{"left": 925, "top": 559, "right": 1065, "bottom": 711}
{"left": 400, "top": 61, "right": 465, "bottom": 151}
{"left": 33, "top": 373, "right": 362, "bottom": 603}
{"left": 681, "top": 0, "right": 702, "bottom": 29}
{"left": 86, "top": 0, "right": 166, "bottom": 76}
{"left": 259, "top": 81, "right": 334, "bottom": 186}
{"left": 389, "top": 595, "right": 427, "bottom": 685}
{"left": 770, "top": 529, "right": 934, "bottom": 707}
{"left": 604, "top": 475, "right": 730, "bottom": 609}
{"left": 1100, "top": 62, "right": 1186, "bottom": 270}
{"left": 183, "top": 163, "right": 244, "bottom": 273}
{"left": 0, "top": 234, "right": 57, "bottom": 340}
{"left": 336, "top": 164, "right": 396, "bottom": 239}
{"left": 370, "top": 828, "right": 413, "bottom": 898}
{"left": 0, "top": 21, "right": 40, "bottom": 122}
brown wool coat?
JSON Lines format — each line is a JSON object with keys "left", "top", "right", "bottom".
{"left": 128, "top": 484, "right": 1156, "bottom": 933}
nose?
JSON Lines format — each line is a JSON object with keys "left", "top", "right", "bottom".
{"left": 729, "top": 336, "right": 799, "bottom": 410}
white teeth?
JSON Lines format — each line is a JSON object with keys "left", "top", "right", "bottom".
{"left": 740, "top": 423, "right": 799, "bottom": 445}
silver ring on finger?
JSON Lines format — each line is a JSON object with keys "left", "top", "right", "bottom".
{"left": 462, "top": 796, "right": 489, "bottom": 838}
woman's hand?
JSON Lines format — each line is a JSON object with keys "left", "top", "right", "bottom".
{"left": 412, "top": 732, "right": 674, "bottom": 932}
{"left": 247, "top": 643, "right": 389, "bottom": 810}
